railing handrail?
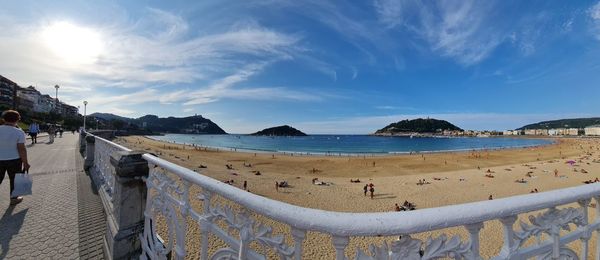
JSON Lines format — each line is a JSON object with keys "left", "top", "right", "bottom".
{"left": 87, "top": 132, "right": 133, "bottom": 152}
{"left": 142, "top": 153, "right": 600, "bottom": 236}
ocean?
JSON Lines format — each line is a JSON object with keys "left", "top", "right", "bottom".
{"left": 147, "top": 134, "right": 553, "bottom": 155}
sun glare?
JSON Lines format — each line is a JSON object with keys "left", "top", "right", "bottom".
{"left": 42, "top": 21, "right": 103, "bottom": 64}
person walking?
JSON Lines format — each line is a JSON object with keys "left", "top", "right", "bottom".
{"left": 369, "top": 185, "right": 375, "bottom": 199}
{"left": 363, "top": 184, "right": 368, "bottom": 196}
{"left": 47, "top": 124, "right": 56, "bottom": 143}
{"left": 28, "top": 122, "right": 39, "bottom": 144}
{"left": 0, "top": 110, "right": 30, "bottom": 205}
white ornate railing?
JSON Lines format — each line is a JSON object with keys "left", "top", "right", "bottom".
{"left": 91, "top": 134, "right": 132, "bottom": 200}
{"left": 139, "top": 153, "right": 600, "bottom": 260}
{"left": 81, "top": 134, "right": 600, "bottom": 259}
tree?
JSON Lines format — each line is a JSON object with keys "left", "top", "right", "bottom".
{"left": 111, "top": 119, "right": 126, "bottom": 130}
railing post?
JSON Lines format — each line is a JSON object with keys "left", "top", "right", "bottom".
{"left": 200, "top": 190, "right": 212, "bottom": 260}
{"left": 578, "top": 199, "right": 591, "bottom": 260}
{"left": 84, "top": 134, "right": 95, "bottom": 170}
{"left": 104, "top": 150, "right": 149, "bottom": 260}
{"left": 465, "top": 222, "right": 484, "bottom": 259}
{"left": 291, "top": 228, "right": 306, "bottom": 260}
{"left": 595, "top": 196, "right": 600, "bottom": 259}
{"left": 79, "top": 131, "right": 88, "bottom": 155}
{"left": 332, "top": 236, "right": 349, "bottom": 260}
{"left": 498, "top": 215, "right": 518, "bottom": 259}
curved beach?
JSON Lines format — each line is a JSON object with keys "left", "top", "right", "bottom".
{"left": 116, "top": 135, "right": 600, "bottom": 258}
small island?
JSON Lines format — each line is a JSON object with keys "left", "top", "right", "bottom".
{"left": 251, "top": 125, "right": 308, "bottom": 136}
{"left": 374, "top": 118, "right": 462, "bottom": 136}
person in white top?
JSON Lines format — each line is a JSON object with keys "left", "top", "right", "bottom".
{"left": 0, "top": 110, "right": 30, "bottom": 205}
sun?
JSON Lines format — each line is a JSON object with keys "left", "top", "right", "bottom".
{"left": 42, "top": 21, "right": 103, "bottom": 64}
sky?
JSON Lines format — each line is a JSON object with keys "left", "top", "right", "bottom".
{"left": 1, "top": 0, "right": 600, "bottom": 134}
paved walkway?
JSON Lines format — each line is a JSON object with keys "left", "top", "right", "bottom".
{"left": 0, "top": 133, "right": 105, "bottom": 259}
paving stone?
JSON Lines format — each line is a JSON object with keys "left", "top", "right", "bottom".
{"left": 0, "top": 134, "right": 105, "bottom": 259}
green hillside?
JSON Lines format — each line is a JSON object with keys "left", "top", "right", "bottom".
{"left": 375, "top": 118, "right": 462, "bottom": 134}
{"left": 518, "top": 118, "right": 600, "bottom": 130}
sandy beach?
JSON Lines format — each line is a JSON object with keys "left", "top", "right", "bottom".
{"left": 117, "top": 136, "right": 600, "bottom": 259}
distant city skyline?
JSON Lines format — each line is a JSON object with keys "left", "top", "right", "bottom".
{"left": 1, "top": 1, "right": 600, "bottom": 134}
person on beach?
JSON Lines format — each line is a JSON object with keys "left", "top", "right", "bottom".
{"left": 369, "top": 185, "right": 375, "bottom": 199}
{"left": 243, "top": 181, "right": 247, "bottom": 191}
{"left": 0, "top": 110, "right": 30, "bottom": 205}
{"left": 363, "top": 184, "right": 368, "bottom": 196}
{"left": 28, "top": 122, "right": 39, "bottom": 144}
{"left": 275, "top": 181, "right": 279, "bottom": 192}
{"left": 488, "top": 195, "right": 493, "bottom": 200}
{"left": 554, "top": 169, "right": 558, "bottom": 177}
{"left": 394, "top": 203, "right": 401, "bottom": 211}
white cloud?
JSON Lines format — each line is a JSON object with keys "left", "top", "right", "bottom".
{"left": 591, "top": 2, "right": 600, "bottom": 20}
{"left": 374, "top": 1, "right": 503, "bottom": 65}
{"left": 184, "top": 62, "right": 322, "bottom": 105}
{"left": 0, "top": 7, "right": 303, "bottom": 94}
{"left": 373, "top": 0, "right": 407, "bottom": 29}
{"left": 103, "top": 107, "right": 136, "bottom": 115}
{"left": 590, "top": 1, "right": 600, "bottom": 40}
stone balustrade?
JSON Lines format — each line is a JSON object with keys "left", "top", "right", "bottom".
{"left": 80, "top": 132, "right": 600, "bottom": 260}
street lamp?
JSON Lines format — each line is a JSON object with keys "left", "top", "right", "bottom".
{"left": 83, "top": 101, "right": 88, "bottom": 131}
{"left": 54, "top": 85, "right": 60, "bottom": 110}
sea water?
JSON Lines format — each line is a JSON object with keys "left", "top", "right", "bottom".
{"left": 148, "top": 134, "right": 553, "bottom": 155}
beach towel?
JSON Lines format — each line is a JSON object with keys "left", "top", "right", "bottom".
{"left": 11, "top": 173, "right": 33, "bottom": 197}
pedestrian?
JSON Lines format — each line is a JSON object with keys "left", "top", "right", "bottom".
{"left": 28, "top": 122, "right": 39, "bottom": 144}
{"left": 59, "top": 127, "right": 64, "bottom": 138}
{"left": 275, "top": 181, "right": 279, "bottom": 192}
{"left": 243, "top": 181, "right": 247, "bottom": 191}
{"left": 395, "top": 203, "right": 401, "bottom": 211}
{"left": 369, "top": 185, "right": 375, "bottom": 199}
{"left": 0, "top": 110, "right": 30, "bottom": 205}
{"left": 488, "top": 194, "right": 493, "bottom": 200}
{"left": 47, "top": 124, "right": 56, "bottom": 143}
{"left": 363, "top": 184, "right": 368, "bottom": 196}
{"left": 554, "top": 169, "right": 558, "bottom": 177}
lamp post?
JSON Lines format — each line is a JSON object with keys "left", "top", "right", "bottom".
{"left": 54, "top": 85, "right": 60, "bottom": 111}
{"left": 83, "top": 101, "right": 88, "bottom": 131}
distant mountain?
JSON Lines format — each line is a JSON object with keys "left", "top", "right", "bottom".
{"left": 518, "top": 118, "right": 600, "bottom": 130}
{"left": 251, "top": 125, "right": 307, "bottom": 136}
{"left": 89, "top": 113, "right": 131, "bottom": 122}
{"left": 90, "top": 113, "right": 227, "bottom": 134}
{"left": 375, "top": 118, "right": 462, "bottom": 135}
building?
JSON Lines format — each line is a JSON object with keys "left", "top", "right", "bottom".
{"left": 585, "top": 125, "right": 600, "bottom": 136}
{"left": 16, "top": 96, "right": 35, "bottom": 111}
{"left": 566, "top": 128, "right": 579, "bottom": 136}
{"left": 535, "top": 129, "right": 549, "bottom": 135}
{"left": 0, "top": 75, "right": 17, "bottom": 108}
{"left": 38, "top": 94, "right": 55, "bottom": 113}
{"left": 17, "top": 86, "right": 42, "bottom": 112}
{"left": 61, "top": 103, "right": 79, "bottom": 117}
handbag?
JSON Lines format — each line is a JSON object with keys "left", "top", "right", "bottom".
{"left": 11, "top": 173, "right": 33, "bottom": 197}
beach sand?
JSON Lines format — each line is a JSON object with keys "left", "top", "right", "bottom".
{"left": 118, "top": 136, "right": 600, "bottom": 259}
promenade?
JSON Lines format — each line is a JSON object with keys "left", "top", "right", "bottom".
{"left": 0, "top": 133, "right": 105, "bottom": 259}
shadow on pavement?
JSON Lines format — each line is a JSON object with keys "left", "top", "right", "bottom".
{"left": 0, "top": 206, "right": 29, "bottom": 259}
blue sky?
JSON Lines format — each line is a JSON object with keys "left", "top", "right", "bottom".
{"left": 1, "top": 0, "right": 600, "bottom": 133}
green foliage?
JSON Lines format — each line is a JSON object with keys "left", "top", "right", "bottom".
{"left": 518, "top": 118, "right": 600, "bottom": 130}
{"left": 91, "top": 113, "right": 227, "bottom": 134}
{"left": 251, "top": 125, "right": 307, "bottom": 136}
{"left": 375, "top": 118, "right": 463, "bottom": 134}
{"left": 1, "top": 108, "right": 82, "bottom": 130}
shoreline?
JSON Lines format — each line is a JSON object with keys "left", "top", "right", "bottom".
{"left": 145, "top": 134, "right": 556, "bottom": 158}
{"left": 119, "top": 135, "right": 600, "bottom": 258}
